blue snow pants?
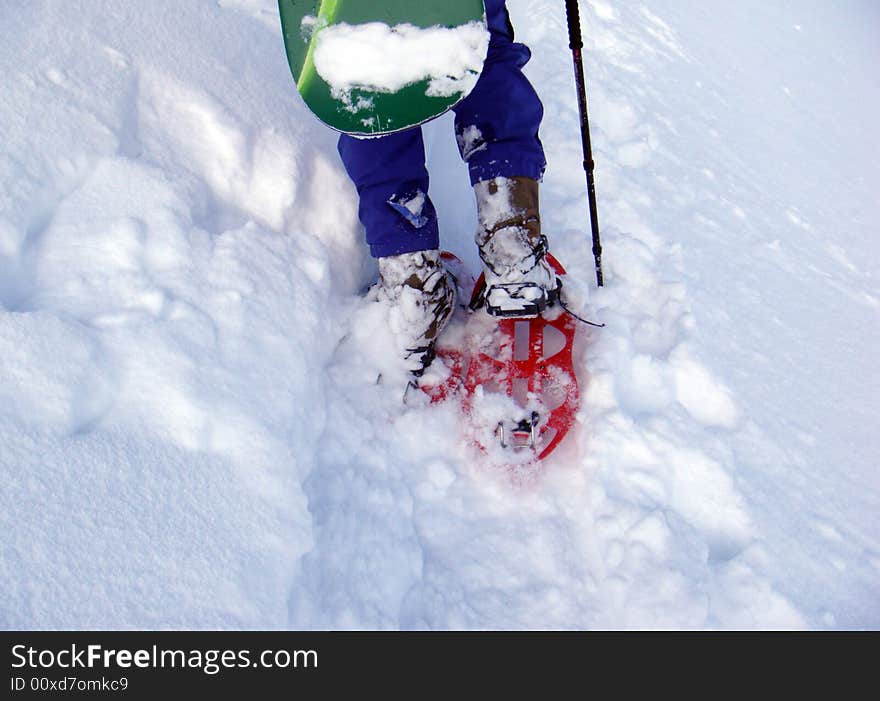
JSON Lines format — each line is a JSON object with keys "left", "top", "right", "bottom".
{"left": 337, "top": 0, "right": 546, "bottom": 258}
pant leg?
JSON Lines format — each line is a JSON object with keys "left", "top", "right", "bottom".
{"left": 338, "top": 128, "right": 440, "bottom": 258}
{"left": 452, "top": 0, "right": 546, "bottom": 185}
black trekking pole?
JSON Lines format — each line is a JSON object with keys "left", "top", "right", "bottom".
{"left": 564, "top": 0, "right": 604, "bottom": 287}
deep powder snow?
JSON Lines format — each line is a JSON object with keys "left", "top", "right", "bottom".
{"left": 0, "top": 0, "right": 877, "bottom": 630}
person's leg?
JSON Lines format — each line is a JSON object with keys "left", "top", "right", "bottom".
{"left": 452, "top": 1, "right": 556, "bottom": 317}
{"left": 452, "top": 0, "right": 546, "bottom": 186}
{"left": 337, "top": 129, "right": 454, "bottom": 374}
{"left": 337, "top": 128, "right": 440, "bottom": 258}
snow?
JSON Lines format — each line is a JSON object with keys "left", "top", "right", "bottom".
{"left": 311, "top": 20, "right": 489, "bottom": 104}
{"left": 1, "top": 0, "right": 878, "bottom": 630}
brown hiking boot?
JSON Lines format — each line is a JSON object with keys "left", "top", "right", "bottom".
{"left": 377, "top": 249, "right": 456, "bottom": 375}
{"left": 474, "top": 176, "right": 558, "bottom": 317}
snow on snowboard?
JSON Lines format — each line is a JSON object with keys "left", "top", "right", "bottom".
{"left": 416, "top": 254, "right": 581, "bottom": 465}
{"left": 278, "top": 0, "right": 489, "bottom": 135}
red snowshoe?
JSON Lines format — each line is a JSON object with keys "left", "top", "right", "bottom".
{"left": 420, "top": 252, "right": 582, "bottom": 464}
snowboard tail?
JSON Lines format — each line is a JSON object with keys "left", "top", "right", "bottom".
{"left": 278, "top": 1, "right": 489, "bottom": 136}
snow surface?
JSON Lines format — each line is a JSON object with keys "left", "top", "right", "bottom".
{"left": 1, "top": 0, "right": 878, "bottom": 629}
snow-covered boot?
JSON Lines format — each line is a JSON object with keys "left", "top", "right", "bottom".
{"left": 474, "top": 176, "right": 559, "bottom": 317}
{"left": 378, "top": 249, "right": 456, "bottom": 376}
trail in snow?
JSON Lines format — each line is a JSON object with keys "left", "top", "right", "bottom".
{"left": 0, "top": 0, "right": 877, "bottom": 629}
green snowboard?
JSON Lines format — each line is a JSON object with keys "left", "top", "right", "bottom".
{"left": 278, "top": 0, "right": 488, "bottom": 136}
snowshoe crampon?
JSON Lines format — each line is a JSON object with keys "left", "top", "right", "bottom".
{"left": 420, "top": 252, "right": 580, "bottom": 464}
